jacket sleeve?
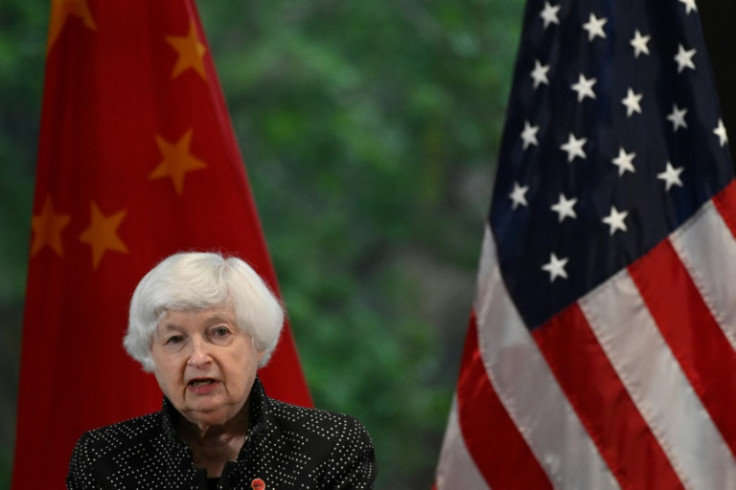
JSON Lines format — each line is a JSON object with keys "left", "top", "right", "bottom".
{"left": 324, "top": 416, "right": 377, "bottom": 489}
{"left": 66, "top": 432, "right": 96, "bottom": 490}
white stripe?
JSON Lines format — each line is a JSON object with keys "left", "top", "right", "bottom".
{"left": 475, "top": 226, "right": 619, "bottom": 490}
{"left": 670, "top": 200, "right": 736, "bottom": 352}
{"left": 435, "top": 396, "right": 490, "bottom": 490}
{"left": 579, "top": 266, "right": 736, "bottom": 490}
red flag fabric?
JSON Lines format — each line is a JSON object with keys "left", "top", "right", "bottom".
{"left": 13, "top": 1, "right": 312, "bottom": 487}
{"left": 435, "top": 0, "right": 736, "bottom": 488}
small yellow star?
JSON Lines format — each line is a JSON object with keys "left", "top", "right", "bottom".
{"left": 47, "top": 0, "right": 97, "bottom": 52}
{"left": 78, "top": 202, "right": 128, "bottom": 269}
{"left": 30, "top": 196, "right": 71, "bottom": 257}
{"left": 149, "top": 129, "right": 207, "bottom": 195}
{"left": 166, "top": 21, "right": 207, "bottom": 79}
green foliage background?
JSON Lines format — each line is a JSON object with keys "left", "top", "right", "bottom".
{"left": 0, "top": 1, "right": 524, "bottom": 488}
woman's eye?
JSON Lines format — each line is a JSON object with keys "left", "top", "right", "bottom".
{"left": 165, "top": 335, "right": 184, "bottom": 345}
{"left": 211, "top": 326, "right": 231, "bottom": 338}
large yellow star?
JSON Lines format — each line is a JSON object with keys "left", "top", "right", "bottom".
{"left": 78, "top": 202, "right": 128, "bottom": 269}
{"left": 47, "top": 0, "right": 97, "bottom": 53}
{"left": 166, "top": 21, "right": 207, "bottom": 80}
{"left": 149, "top": 129, "right": 207, "bottom": 195}
{"left": 30, "top": 196, "right": 71, "bottom": 257}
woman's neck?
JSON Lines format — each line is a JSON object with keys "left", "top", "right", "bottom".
{"left": 177, "top": 401, "right": 251, "bottom": 477}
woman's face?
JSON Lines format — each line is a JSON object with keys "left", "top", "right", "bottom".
{"left": 150, "top": 305, "right": 263, "bottom": 428}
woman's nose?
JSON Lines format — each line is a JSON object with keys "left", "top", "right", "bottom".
{"left": 186, "top": 337, "right": 211, "bottom": 366}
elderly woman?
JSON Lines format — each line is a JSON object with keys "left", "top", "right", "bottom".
{"left": 67, "top": 252, "right": 377, "bottom": 489}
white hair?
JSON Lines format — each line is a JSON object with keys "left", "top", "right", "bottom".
{"left": 124, "top": 252, "right": 284, "bottom": 372}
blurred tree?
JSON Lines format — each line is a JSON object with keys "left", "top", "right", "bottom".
{"left": 0, "top": 1, "right": 524, "bottom": 488}
{"left": 200, "top": 3, "right": 524, "bottom": 487}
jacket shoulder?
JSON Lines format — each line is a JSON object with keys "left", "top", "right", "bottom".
{"left": 66, "top": 412, "right": 171, "bottom": 489}
{"left": 77, "top": 411, "right": 163, "bottom": 451}
{"left": 257, "top": 399, "right": 377, "bottom": 488}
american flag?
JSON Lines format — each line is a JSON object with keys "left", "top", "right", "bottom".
{"left": 435, "top": 0, "right": 736, "bottom": 488}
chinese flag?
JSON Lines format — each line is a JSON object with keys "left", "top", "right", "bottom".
{"left": 12, "top": 1, "right": 312, "bottom": 487}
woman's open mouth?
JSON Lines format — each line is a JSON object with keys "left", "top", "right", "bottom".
{"left": 189, "top": 379, "right": 215, "bottom": 387}
{"left": 187, "top": 378, "right": 219, "bottom": 394}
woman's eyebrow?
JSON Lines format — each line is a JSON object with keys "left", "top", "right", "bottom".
{"left": 205, "top": 314, "right": 233, "bottom": 325}
{"left": 157, "top": 322, "right": 182, "bottom": 331}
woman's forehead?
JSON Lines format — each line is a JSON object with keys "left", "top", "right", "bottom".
{"left": 158, "top": 305, "right": 235, "bottom": 328}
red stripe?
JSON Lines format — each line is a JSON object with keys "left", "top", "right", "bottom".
{"left": 457, "top": 312, "right": 552, "bottom": 489}
{"left": 713, "top": 179, "right": 736, "bottom": 238}
{"left": 533, "top": 304, "right": 683, "bottom": 489}
{"left": 629, "top": 237, "right": 736, "bottom": 457}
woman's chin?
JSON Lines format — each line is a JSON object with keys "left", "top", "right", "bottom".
{"left": 181, "top": 401, "right": 232, "bottom": 426}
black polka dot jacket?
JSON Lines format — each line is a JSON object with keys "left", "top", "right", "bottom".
{"left": 66, "top": 378, "right": 377, "bottom": 489}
